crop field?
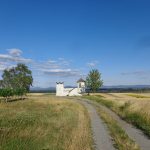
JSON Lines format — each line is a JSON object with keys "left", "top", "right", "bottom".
{"left": 0, "top": 94, "right": 92, "bottom": 150}
{"left": 94, "top": 93, "right": 150, "bottom": 115}
{"left": 85, "top": 92, "right": 150, "bottom": 137}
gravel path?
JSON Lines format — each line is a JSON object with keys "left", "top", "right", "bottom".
{"left": 83, "top": 99, "right": 150, "bottom": 150}
{"left": 76, "top": 99, "right": 116, "bottom": 150}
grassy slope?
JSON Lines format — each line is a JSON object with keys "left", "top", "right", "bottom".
{"left": 83, "top": 95, "right": 150, "bottom": 137}
{"left": 0, "top": 94, "right": 92, "bottom": 150}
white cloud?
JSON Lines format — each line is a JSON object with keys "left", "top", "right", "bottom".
{"left": 0, "top": 49, "right": 32, "bottom": 64}
{"left": 7, "top": 48, "right": 22, "bottom": 57}
{"left": 87, "top": 60, "right": 99, "bottom": 67}
{"left": 0, "top": 62, "right": 9, "bottom": 71}
{"left": 42, "top": 68, "right": 80, "bottom": 77}
{"left": 0, "top": 49, "right": 83, "bottom": 87}
{"left": 0, "top": 49, "right": 32, "bottom": 72}
{"left": 32, "top": 58, "right": 81, "bottom": 77}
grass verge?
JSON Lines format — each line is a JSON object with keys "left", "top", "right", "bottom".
{"left": 83, "top": 95, "right": 150, "bottom": 137}
{"left": 96, "top": 106, "right": 140, "bottom": 150}
{"left": 0, "top": 94, "right": 92, "bottom": 150}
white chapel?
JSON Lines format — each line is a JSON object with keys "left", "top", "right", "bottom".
{"left": 56, "top": 78, "right": 86, "bottom": 96}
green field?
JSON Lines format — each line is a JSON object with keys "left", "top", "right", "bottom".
{"left": 0, "top": 94, "right": 92, "bottom": 150}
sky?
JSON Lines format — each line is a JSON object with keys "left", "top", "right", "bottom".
{"left": 0, "top": 0, "right": 150, "bottom": 87}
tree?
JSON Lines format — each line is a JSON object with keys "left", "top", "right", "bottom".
{"left": 14, "top": 63, "right": 33, "bottom": 92}
{"left": 86, "top": 69, "right": 103, "bottom": 93}
{"left": 2, "top": 63, "right": 33, "bottom": 92}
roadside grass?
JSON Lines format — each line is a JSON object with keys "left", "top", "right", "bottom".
{"left": 96, "top": 106, "right": 140, "bottom": 150}
{"left": 126, "top": 94, "right": 150, "bottom": 98}
{"left": 83, "top": 95, "right": 150, "bottom": 138}
{"left": 0, "top": 94, "right": 92, "bottom": 150}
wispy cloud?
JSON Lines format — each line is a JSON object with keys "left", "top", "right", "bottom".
{"left": 0, "top": 49, "right": 32, "bottom": 64}
{"left": 42, "top": 68, "right": 80, "bottom": 77}
{"left": 7, "top": 48, "right": 22, "bottom": 57}
{"left": 0, "top": 49, "right": 32, "bottom": 71}
{"left": 33, "top": 58, "right": 81, "bottom": 77}
{"left": 87, "top": 60, "right": 99, "bottom": 67}
{"left": 121, "top": 70, "right": 150, "bottom": 76}
{"left": 0, "top": 49, "right": 83, "bottom": 86}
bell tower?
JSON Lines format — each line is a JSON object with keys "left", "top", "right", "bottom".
{"left": 77, "top": 78, "right": 85, "bottom": 93}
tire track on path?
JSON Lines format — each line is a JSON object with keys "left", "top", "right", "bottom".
{"left": 82, "top": 98, "right": 150, "bottom": 150}
{"left": 76, "top": 99, "right": 116, "bottom": 150}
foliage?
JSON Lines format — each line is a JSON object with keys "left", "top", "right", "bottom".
{"left": 1, "top": 63, "right": 33, "bottom": 92}
{"left": 86, "top": 69, "right": 103, "bottom": 93}
{"left": 0, "top": 88, "right": 13, "bottom": 102}
{"left": 0, "top": 63, "right": 32, "bottom": 102}
{"left": 15, "top": 88, "right": 27, "bottom": 97}
{"left": 0, "top": 88, "right": 27, "bottom": 102}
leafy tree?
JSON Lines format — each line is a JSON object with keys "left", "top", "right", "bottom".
{"left": 15, "top": 88, "right": 27, "bottom": 100}
{"left": 86, "top": 69, "right": 103, "bottom": 93}
{"left": 2, "top": 63, "right": 33, "bottom": 92}
{"left": 0, "top": 80, "right": 5, "bottom": 88}
{"left": 0, "top": 88, "right": 14, "bottom": 102}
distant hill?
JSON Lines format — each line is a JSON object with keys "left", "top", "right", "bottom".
{"left": 102, "top": 85, "right": 150, "bottom": 89}
{"left": 30, "top": 85, "right": 150, "bottom": 93}
{"left": 30, "top": 87, "right": 55, "bottom": 93}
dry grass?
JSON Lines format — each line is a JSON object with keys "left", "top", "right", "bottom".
{"left": 126, "top": 93, "right": 150, "bottom": 98}
{"left": 84, "top": 93, "right": 150, "bottom": 137}
{"left": 94, "top": 93, "right": 150, "bottom": 115}
{"left": 0, "top": 94, "right": 92, "bottom": 150}
{"left": 96, "top": 107, "right": 140, "bottom": 150}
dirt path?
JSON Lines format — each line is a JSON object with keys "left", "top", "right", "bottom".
{"left": 82, "top": 99, "right": 150, "bottom": 150}
{"left": 76, "top": 99, "right": 116, "bottom": 150}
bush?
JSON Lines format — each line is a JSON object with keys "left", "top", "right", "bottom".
{"left": 0, "top": 88, "right": 14, "bottom": 102}
{"left": 15, "top": 88, "right": 27, "bottom": 99}
{"left": 0, "top": 88, "right": 27, "bottom": 102}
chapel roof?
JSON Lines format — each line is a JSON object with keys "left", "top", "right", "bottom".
{"left": 77, "top": 78, "right": 85, "bottom": 83}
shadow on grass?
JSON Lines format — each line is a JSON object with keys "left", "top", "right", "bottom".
{"left": 0, "top": 97, "right": 28, "bottom": 103}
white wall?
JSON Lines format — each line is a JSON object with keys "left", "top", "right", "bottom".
{"left": 56, "top": 83, "right": 66, "bottom": 96}
{"left": 56, "top": 82, "right": 85, "bottom": 96}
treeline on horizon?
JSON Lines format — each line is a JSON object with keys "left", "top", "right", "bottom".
{"left": 30, "top": 88, "right": 150, "bottom": 93}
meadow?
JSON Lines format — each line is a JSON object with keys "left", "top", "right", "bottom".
{"left": 0, "top": 94, "right": 92, "bottom": 150}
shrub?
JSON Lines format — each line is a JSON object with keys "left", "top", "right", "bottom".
{"left": 0, "top": 88, "right": 14, "bottom": 102}
{"left": 15, "top": 88, "right": 26, "bottom": 99}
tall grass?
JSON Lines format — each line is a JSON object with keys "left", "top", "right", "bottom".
{"left": 84, "top": 95, "right": 150, "bottom": 138}
{"left": 0, "top": 94, "right": 92, "bottom": 150}
{"left": 127, "top": 94, "right": 150, "bottom": 98}
{"left": 96, "top": 107, "right": 139, "bottom": 150}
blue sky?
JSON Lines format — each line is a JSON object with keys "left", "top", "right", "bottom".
{"left": 0, "top": 0, "right": 150, "bottom": 87}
